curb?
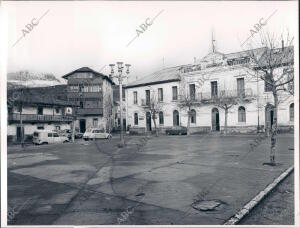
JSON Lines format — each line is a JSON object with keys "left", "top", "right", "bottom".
{"left": 224, "top": 165, "right": 294, "bottom": 225}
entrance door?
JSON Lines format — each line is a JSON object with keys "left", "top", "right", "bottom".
{"left": 212, "top": 108, "right": 220, "bottom": 131}
{"left": 123, "top": 118, "right": 127, "bottom": 131}
{"left": 79, "top": 119, "right": 86, "bottom": 133}
{"left": 265, "top": 104, "right": 274, "bottom": 133}
{"left": 173, "top": 110, "right": 179, "bottom": 126}
{"left": 16, "top": 126, "right": 22, "bottom": 142}
{"left": 146, "top": 112, "right": 152, "bottom": 131}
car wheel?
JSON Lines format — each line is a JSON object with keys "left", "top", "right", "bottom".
{"left": 42, "top": 142, "right": 48, "bottom": 145}
{"left": 84, "top": 138, "right": 88, "bottom": 141}
{"left": 63, "top": 140, "right": 68, "bottom": 143}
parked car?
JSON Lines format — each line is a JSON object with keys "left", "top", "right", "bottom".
{"left": 75, "top": 131, "right": 84, "bottom": 139}
{"left": 83, "top": 128, "right": 112, "bottom": 141}
{"left": 33, "top": 130, "right": 69, "bottom": 145}
{"left": 56, "top": 129, "right": 72, "bottom": 140}
{"left": 166, "top": 126, "right": 188, "bottom": 135}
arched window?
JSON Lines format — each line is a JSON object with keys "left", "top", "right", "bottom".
{"left": 134, "top": 113, "right": 138, "bottom": 125}
{"left": 173, "top": 110, "right": 179, "bottom": 126}
{"left": 290, "top": 103, "right": 294, "bottom": 121}
{"left": 190, "top": 109, "right": 196, "bottom": 124}
{"left": 238, "top": 106, "right": 246, "bottom": 122}
{"left": 159, "top": 111, "right": 164, "bottom": 125}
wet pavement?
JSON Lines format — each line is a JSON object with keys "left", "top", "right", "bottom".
{"left": 7, "top": 134, "right": 294, "bottom": 225}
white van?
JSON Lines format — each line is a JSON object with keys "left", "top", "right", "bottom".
{"left": 33, "top": 130, "right": 69, "bottom": 145}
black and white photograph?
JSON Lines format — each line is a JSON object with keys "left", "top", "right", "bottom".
{"left": 0, "top": 1, "right": 299, "bottom": 227}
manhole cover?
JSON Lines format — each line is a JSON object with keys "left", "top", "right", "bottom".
{"left": 192, "top": 200, "right": 223, "bottom": 211}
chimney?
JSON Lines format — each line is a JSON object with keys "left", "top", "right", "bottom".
{"left": 281, "top": 40, "right": 284, "bottom": 51}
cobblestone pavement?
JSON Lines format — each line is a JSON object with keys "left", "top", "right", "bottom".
{"left": 7, "top": 134, "right": 294, "bottom": 225}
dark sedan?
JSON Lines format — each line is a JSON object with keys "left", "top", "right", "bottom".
{"left": 166, "top": 126, "right": 188, "bottom": 135}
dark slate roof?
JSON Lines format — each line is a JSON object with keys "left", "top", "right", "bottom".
{"left": 7, "top": 85, "right": 76, "bottom": 107}
{"left": 258, "top": 46, "right": 294, "bottom": 67}
{"left": 62, "top": 67, "right": 115, "bottom": 85}
{"left": 126, "top": 66, "right": 183, "bottom": 88}
{"left": 225, "top": 47, "right": 267, "bottom": 60}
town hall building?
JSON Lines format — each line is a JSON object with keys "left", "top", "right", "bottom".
{"left": 126, "top": 42, "right": 294, "bottom": 134}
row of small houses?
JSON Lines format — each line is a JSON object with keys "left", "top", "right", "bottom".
{"left": 7, "top": 45, "right": 295, "bottom": 142}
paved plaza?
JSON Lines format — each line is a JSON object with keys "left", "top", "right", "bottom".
{"left": 7, "top": 134, "right": 294, "bottom": 225}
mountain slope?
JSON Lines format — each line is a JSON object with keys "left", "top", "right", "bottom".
{"left": 7, "top": 70, "right": 64, "bottom": 89}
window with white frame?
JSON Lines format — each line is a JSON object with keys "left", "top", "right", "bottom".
{"left": 238, "top": 106, "right": 246, "bottom": 122}
{"left": 133, "top": 91, "right": 138, "bottom": 104}
{"left": 134, "top": 113, "right": 138, "bottom": 125}
{"left": 159, "top": 111, "right": 164, "bottom": 125}
{"left": 93, "top": 118, "right": 98, "bottom": 127}
{"left": 290, "top": 103, "right": 294, "bottom": 121}
{"left": 190, "top": 109, "right": 196, "bottom": 123}
{"left": 158, "top": 88, "right": 163, "bottom": 102}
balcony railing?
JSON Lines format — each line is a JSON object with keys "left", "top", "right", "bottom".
{"left": 197, "top": 88, "right": 254, "bottom": 102}
{"left": 8, "top": 113, "right": 73, "bottom": 123}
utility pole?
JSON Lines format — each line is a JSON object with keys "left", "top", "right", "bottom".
{"left": 256, "top": 72, "right": 260, "bottom": 133}
{"left": 20, "top": 89, "right": 24, "bottom": 148}
{"left": 71, "top": 97, "right": 76, "bottom": 143}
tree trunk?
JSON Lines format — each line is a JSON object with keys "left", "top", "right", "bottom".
{"left": 152, "top": 113, "right": 158, "bottom": 137}
{"left": 71, "top": 117, "right": 76, "bottom": 142}
{"left": 187, "top": 107, "right": 191, "bottom": 136}
{"left": 224, "top": 109, "right": 228, "bottom": 135}
{"left": 270, "top": 92, "right": 278, "bottom": 165}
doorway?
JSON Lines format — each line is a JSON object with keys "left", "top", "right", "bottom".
{"left": 173, "top": 110, "right": 179, "bottom": 126}
{"left": 265, "top": 104, "right": 274, "bottom": 133}
{"left": 16, "top": 126, "right": 22, "bottom": 142}
{"left": 123, "top": 118, "right": 127, "bottom": 131}
{"left": 146, "top": 112, "right": 152, "bottom": 131}
{"left": 212, "top": 108, "right": 220, "bottom": 131}
{"left": 79, "top": 119, "right": 86, "bottom": 133}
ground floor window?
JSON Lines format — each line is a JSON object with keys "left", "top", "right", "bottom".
{"left": 37, "top": 125, "right": 44, "bottom": 130}
{"left": 93, "top": 118, "right": 98, "bottom": 127}
{"left": 238, "top": 106, "right": 246, "bottom": 122}
{"left": 159, "top": 111, "right": 164, "bottom": 125}
{"left": 290, "top": 103, "right": 294, "bottom": 121}
{"left": 173, "top": 110, "right": 179, "bottom": 126}
{"left": 190, "top": 109, "right": 196, "bottom": 124}
{"left": 55, "top": 125, "right": 61, "bottom": 130}
{"left": 134, "top": 113, "right": 138, "bottom": 125}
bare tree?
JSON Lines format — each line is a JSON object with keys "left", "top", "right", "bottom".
{"left": 213, "top": 91, "right": 239, "bottom": 135}
{"left": 103, "top": 93, "right": 114, "bottom": 133}
{"left": 143, "top": 90, "right": 163, "bottom": 137}
{"left": 243, "top": 31, "right": 294, "bottom": 165}
{"left": 178, "top": 78, "right": 203, "bottom": 135}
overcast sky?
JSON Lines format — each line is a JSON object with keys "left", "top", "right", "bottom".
{"left": 3, "top": 1, "right": 297, "bottom": 82}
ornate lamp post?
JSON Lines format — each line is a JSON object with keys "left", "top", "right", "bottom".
{"left": 109, "top": 62, "right": 131, "bottom": 147}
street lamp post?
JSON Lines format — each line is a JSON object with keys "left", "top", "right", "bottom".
{"left": 256, "top": 72, "right": 260, "bottom": 133}
{"left": 109, "top": 62, "right": 131, "bottom": 147}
